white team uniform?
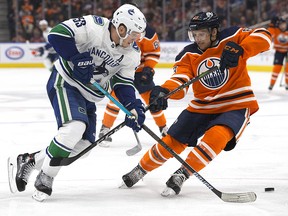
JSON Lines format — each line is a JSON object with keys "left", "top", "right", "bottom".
{"left": 50, "top": 15, "right": 141, "bottom": 103}
{"left": 42, "top": 26, "right": 57, "bottom": 54}
{"left": 7, "top": 5, "right": 147, "bottom": 202}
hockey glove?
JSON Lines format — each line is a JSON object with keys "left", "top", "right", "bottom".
{"left": 125, "top": 99, "right": 146, "bottom": 132}
{"left": 37, "top": 47, "right": 45, "bottom": 56}
{"left": 220, "top": 41, "right": 244, "bottom": 73}
{"left": 70, "top": 52, "right": 94, "bottom": 84}
{"left": 149, "top": 86, "right": 169, "bottom": 112}
{"left": 140, "top": 67, "right": 155, "bottom": 85}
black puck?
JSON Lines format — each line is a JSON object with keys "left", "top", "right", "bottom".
{"left": 265, "top": 187, "right": 274, "bottom": 192}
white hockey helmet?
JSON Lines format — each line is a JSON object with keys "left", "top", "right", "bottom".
{"left": 39, "top": 19, "right": 48, "bottom": 26}
{"left": 112, "top": 4, "right": 146, "bottom": 42}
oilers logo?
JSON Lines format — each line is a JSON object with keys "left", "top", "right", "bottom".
{"left": 198, "top": 58, "right": 228, "bottom": 89}
{"left": 277, "top": 33, "right": 288, "bottom": 44}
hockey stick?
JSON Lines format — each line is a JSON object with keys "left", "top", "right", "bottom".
{"left": 279, "top": 60, "right": 287, "bottom": 87}
{"left": 49, "top": 65, "right": 219, "bottom": 166}
{"left": 125, "top": 64, "right": 220, "bottom": 155}
{"left": 90, "top": 79, "right": 257, "bottom": 203}
{"left": 249, "top": 14, "right": 288, "bottom": 29}
{"left": 146, "top": 64, "right": 220, "bottom": 110}
{"left": 49, "top": 122, "right": 126, "bottom": 166}
{"left": 126, "top": 131, "right": 142, "bottom": 156}
{"left": 279, "top": 71, "right": 285, "bottom": 87}
{"left": 141, "top": 125, "right": 256, "bottom": 203}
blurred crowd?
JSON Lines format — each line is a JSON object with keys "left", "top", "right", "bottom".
{"left": 7, "top": 0, "right": 288, "bottom": 42}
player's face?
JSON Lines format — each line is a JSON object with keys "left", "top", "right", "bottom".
{"left": 121, "top": 31, "right": 145, "bottom": 48}
{"left": 190, "top": 29, "right": 211, "bottom": 51}
{"left": 39, "top": 24, "right": 47, "bottom": 31}
{"left": 279, "top": 22, "right": 287, "bottom": 31}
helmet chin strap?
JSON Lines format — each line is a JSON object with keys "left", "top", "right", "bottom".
{"left": 115, "top": 27, "right": 128, "bottom": 46}
{"left": 208, "top": 27, "right": 218, "bottom": 48}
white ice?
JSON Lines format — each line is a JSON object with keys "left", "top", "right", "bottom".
{"left": 0, "top": 68, "right": 287, "bottom": 216}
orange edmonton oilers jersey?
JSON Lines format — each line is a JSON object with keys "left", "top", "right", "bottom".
{"left": 267, "top": 27, "right": 288, "bottom": 53}
{"left": 161, "top": 26, "right": 272, "bottom": 115}
{"left": 135, "top": 25, "right": 160, "bottom": 72}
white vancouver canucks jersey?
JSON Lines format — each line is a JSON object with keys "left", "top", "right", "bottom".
{"left": 50, "top": 15, "right": 141, "bottom": 102}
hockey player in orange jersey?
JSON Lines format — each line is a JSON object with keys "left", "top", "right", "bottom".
{"left": 121, "top": 11, "right": 272, "bottom": 196}
{"left": 267, "top": 16, "right": 288, "bottom": 90}
{"left": 98, "top": 25, "right": 168, "bottom": 147}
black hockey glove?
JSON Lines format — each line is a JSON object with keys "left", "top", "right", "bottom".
{"left": 37, "top": 47, "right": 45, "bottom": 56}
{"left": 125, "top": 99, "right": 146, "bottom": 132}
{"left": 220, "top": 41, "right": 244, "bottom": 73}
{"left": 149, "top": 86, "right": 169, "bottom": 112}
{"left": 140, "top": 67, "right": 155, "bottom": 85}
{"left": 70, "top": 52, "right": 94, "bottom": 84}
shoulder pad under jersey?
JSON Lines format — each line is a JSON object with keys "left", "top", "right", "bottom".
{"left": 144, "top": 25, "right": 156, "bottom": 39}
{"left": 175, "top": 43, "right": 200, "bottom": 61}
{"left": 218, "top": 26, "right": 240, "bottom": 41}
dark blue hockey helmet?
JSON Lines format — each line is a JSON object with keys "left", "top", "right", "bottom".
{"left": 189, "top": 12, "right": 220, "bottom": 31}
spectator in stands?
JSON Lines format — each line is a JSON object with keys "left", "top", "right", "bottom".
{"left": 8, "top": 0, "right": 286, "bottom": 42}
{"left": 11, "top": 28, "right": 26, "bottom": 42}
{"left": 7, "top": 2, "right": 16, "bottom": 41}
{"left": 46, "top": 2, "right": 62, "bottom": 23}
{"left": 30, "top": 28, "right": 45, "bottom": 43}
{"left": 216, "top": 0, "right": 228, "bottom": 23}
{"left": 20, "top": 10, "right": 34, "bottom": 40}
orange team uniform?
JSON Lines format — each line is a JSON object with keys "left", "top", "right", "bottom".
{"left": 139, "top": 26, "right": 272, "bottom": 173}
{"left": 267, "top": 26, "right": 288, "bottom": 87}
{"left": 102, "top": 25, "right": 167, "bottom": 129}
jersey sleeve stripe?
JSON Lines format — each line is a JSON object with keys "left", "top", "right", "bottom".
{"left": 60, "top": 23, "right": 75, "bottom": 36}
{"left": 171, "top": 74, "right": 190, "bottom": 82}
{"left": 194, "top": 91, "right": 254, "bottom": 104}
{"left": 203, "top": 86, "right": 253, "bottom": 101}
{"left": 113, "top": 73, "right": 134, "bottom": 83}
{"left": 253, "top": 28, "right": 271, "bottom": 36}
{"left": 50, "top": 23, "right": 75, "bottom": 38}
{"left": 250, "top": 33, "right": 272, "bottom": 49}
{"left": 49, "top": 32, "right": 72, "bottom": 38}
{"left": 168, "top": 78, "right": 185, "bottom": 87}
{"left": 143, "top": 52, "right": 161, "bottom": 56}
{"left": 144, "top": 56, "right": 160, "bottom": 62}
{"left": 189, "top": 97, "right": 257, "bottom": 110}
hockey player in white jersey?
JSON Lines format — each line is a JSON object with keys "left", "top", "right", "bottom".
{"left": 33, "top": 20, "right": 58, "bottom": 70}
{"left": 8, "top": 4, "right": 147, "bottom": 201}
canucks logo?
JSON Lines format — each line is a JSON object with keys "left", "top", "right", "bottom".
{"left": 93, "top": 16, "right": 104, "bottom": 26}
{"left": 198, "top": 58, "right": 228, "bottom": 89}
{"left": 128, "top": 9, "right": 135, "bottom": 15}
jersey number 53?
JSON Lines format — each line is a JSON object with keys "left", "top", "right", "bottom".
{"left": 73, "top": 17, "right": 86, "bottom": 27}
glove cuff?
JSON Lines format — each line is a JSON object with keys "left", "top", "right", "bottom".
{"left": 129, "top": 109, "right": 138, "bottom": 120}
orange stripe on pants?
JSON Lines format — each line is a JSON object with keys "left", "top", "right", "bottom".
{"left": 185, "top": 125, "right": 234, "bottom": 173}
{"left": 270, "top": 64, "right": 282, "bottom": 86}
{"left": 140, "top": 135, "right": 187, "bottom": 172}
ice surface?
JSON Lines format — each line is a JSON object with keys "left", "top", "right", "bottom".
{"left": 0, "top": 68, "right": 287, "bottom": 216}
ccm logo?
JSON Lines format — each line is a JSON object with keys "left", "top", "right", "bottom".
{"left": 5, "top": 46, "right": 24, "bottom": 60}
{"left": 224, "top": 45, "right": 241, "bottom": 54}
